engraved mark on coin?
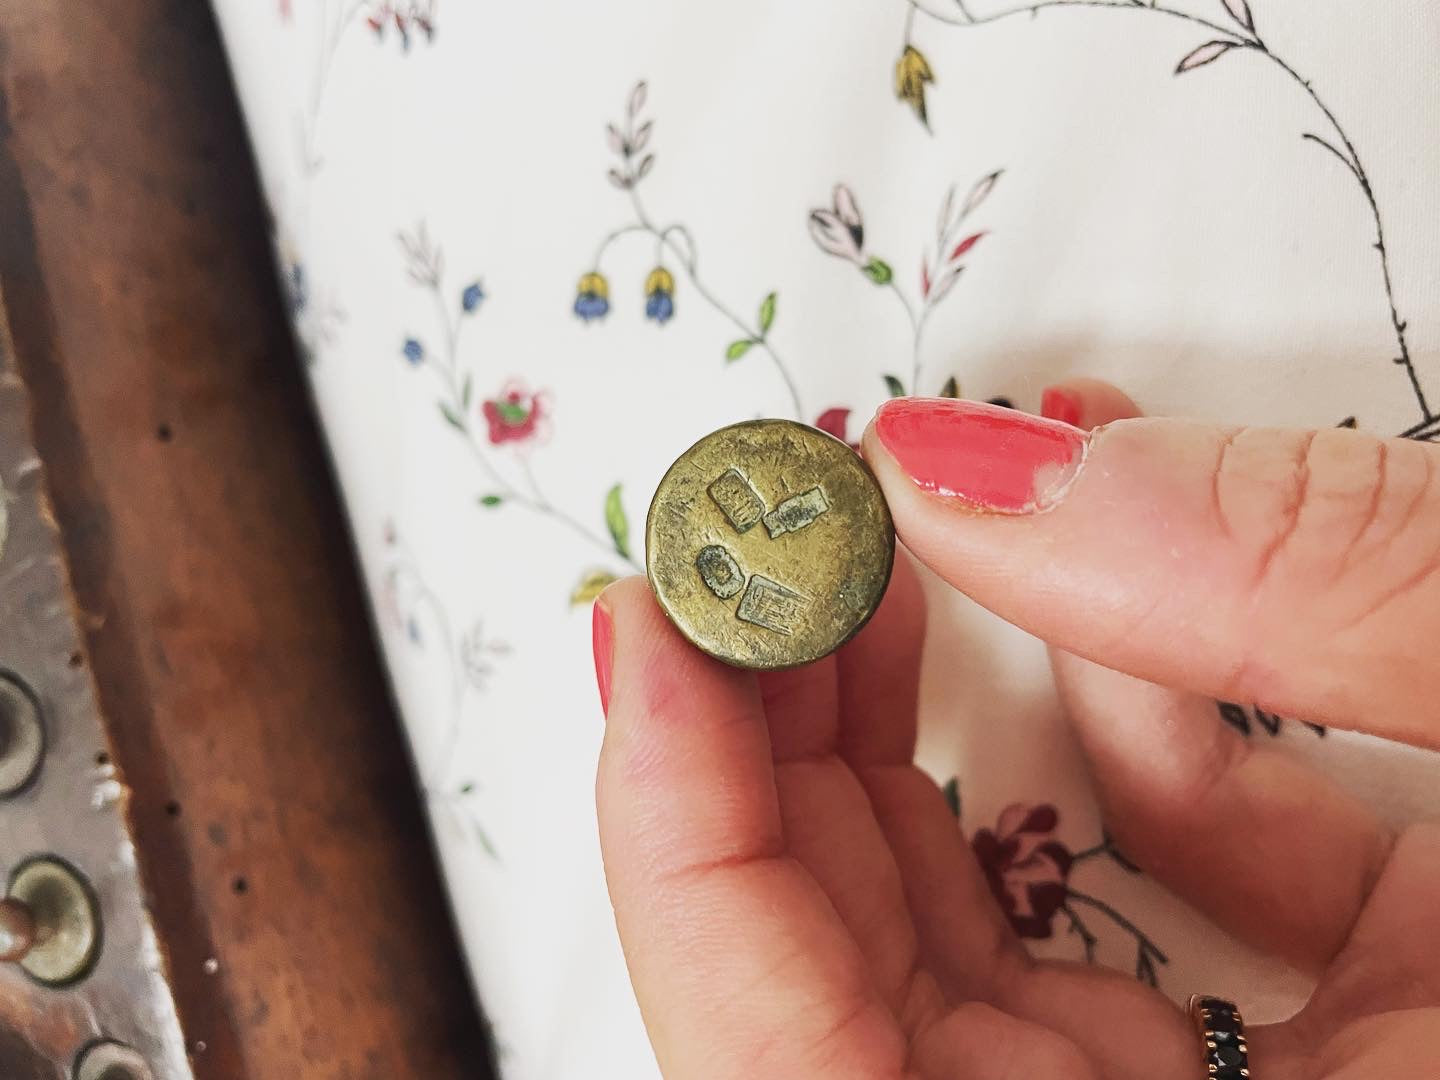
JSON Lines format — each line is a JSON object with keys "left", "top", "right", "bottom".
{"left": 762, "top": 486, "right": 830, "bottom": 539}
{"left": 736, "top": 575, "right": 807, "bottom": 636}
{"left": 708, "top": 468, "right": 766, "bottom": 534}
{"left": 695, "top": 544, "right": 746, "bottom": 599}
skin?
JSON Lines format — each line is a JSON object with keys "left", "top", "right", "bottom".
{"left": 595, "top": 379, "right": 1440, "bottom": 1078}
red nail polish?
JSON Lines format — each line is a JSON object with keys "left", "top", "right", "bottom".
{"left": 874, "top": 397, "right": 1087, "bottom": 514}
{"left": 1040, "top": 386, "right": 1082, "bottom": 428}
{"left": 592, "top": 600, "right": 614, "bottom": 717}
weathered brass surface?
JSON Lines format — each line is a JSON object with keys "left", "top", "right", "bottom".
{"left": 646, "top": 420, "right": 894, "bottom": 669}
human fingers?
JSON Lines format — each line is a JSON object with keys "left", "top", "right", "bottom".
{"left": 862, "top": 398, "right": 1440, "bottom": 745}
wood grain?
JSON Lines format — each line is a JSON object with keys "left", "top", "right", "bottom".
{"left": 0, "top": 2, "right": 493, "bottom": 1076}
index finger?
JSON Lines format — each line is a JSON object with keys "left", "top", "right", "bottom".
{"left": 861, "top": 397, "right": 1440, "bottom": 747}
{"left": 593, "top": 578, "right": 902, "bottom": 1078}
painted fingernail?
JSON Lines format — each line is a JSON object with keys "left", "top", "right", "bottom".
{"left": 592, "top": 599, "right": 614, "bottom": 717}
{"left": 874, "top": 397, "right": 1088, "bottom": 514}
{"left": 1040, "top": 386, "right": 1082, "bottom": 428}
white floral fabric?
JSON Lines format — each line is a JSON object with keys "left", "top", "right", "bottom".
{"left": 209, "top": 2, "right": 1440, "bottom": 1076}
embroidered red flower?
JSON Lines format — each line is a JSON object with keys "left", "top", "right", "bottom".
{"left": 971, "top": 803, "right": 1074, "bottom": 939}
{"left": 481, "top": 381, "right": 549, "bottom": 446}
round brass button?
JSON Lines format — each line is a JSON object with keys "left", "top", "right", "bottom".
{"left": 646, "top": 419, "right": 894, "bottom": 669}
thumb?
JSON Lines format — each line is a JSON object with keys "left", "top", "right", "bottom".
{"left": 861, "top": 397, "right": 1440, "bottom": 747}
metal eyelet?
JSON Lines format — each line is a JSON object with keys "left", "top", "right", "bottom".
{"left": 4, "top": 856, "right": 100, "bottom": 987}
{"left": 0, "top": 673, "right": 45, "bottom": 797}
{"left": 73, "top": 1039, "right": 154, "bottom": 1080}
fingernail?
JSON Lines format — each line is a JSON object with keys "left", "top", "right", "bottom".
{"left": 1040, "top": 386, "right": 1082, "bottom": 428}
{"left": 874, "top": 397, "right": 1088, "bottom": 514}
{"left": 592, "top": 599, "right": 614, "bottom": 717}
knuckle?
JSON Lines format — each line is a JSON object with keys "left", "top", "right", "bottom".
{"left": 1209, "top": 432, "right": 1440, "bottom": 713}
{"left": 1218, "top": 427, "right": 1418, "bottom": 595}
{"left": 1210, "top": 426, "right": 1318, "bottom": 586}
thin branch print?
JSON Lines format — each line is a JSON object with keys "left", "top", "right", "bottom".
{"left": 1066, "top": 890, "right": 1170, "bottom": 987}
{"left": 906, "top": 0, "right": 1259, "bottom": 47}
{"left": 575, "top": 82, "right": 805, "bottom": 419}
{"left": 1067, "top": 834, "right": 1167, "bottom": 983}
{"left": 961, "top": 792, "right": 1170, "bottom": 988}
{"left": 381, "top": 525, "right": 504, "bottom": 858}
{"left": 1071, "top": 829, "right": 1143, "bottom": 873}
{"left": 899, "top": 0, "right": 1436, "bottom": 438}
{"left": 278, "top": 1, "right": 435, "bottom": 369}
{"left": 398, "top": 223, "right": 642, "bottom": 585}
{"left": 301, "top": 0, "right": 436, "bottom": 173}
{"left": 1060, "top": 904, "right": 1099, "bottom": 964}
{"left": 808, "top": 173, "right": 1002, "bottom": 398}
{"left": 1218, "top": 700, "right": 1326, "bottom": 739}
{"left": 301, "top": 0, "right": 365, "bottom": 173}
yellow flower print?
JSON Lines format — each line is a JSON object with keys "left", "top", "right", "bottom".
{"left": 895, "top": 45, "right": 934, "bottom": 128}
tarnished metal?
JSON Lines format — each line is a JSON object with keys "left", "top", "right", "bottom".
{"left": 74, "top": 1039, "right": 154, "bottom": 1080}
{"left": 646, "top": 419, "right": 895, "bottom": 669}
{"left": 7, "top": 857, "right": 100, "bottom": 987}
{"left": 0, "top": 673, "right": 44, "bottom": 796}
{"left": 0, "top": 339, "right": 188, "bottom": 1072}
{"left": 0, "top": 897, "right": 36, "bottom": 962}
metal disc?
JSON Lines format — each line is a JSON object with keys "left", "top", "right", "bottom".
{"left": 646, "top": 419, "right": 894, "bottom": 670}
{"left": 8, "top": 856, "right": 100, "bottom": 987}
{"left": 74, "top": 1040, "right": 154, "bottom": 1080}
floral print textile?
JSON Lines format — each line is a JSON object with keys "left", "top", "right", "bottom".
{"left": 211, "top": 2, "right": 1440, "bottom": 1076}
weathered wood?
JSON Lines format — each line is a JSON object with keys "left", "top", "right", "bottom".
{"left": 0, "top": 2, "right": 492, "bottom": 1076}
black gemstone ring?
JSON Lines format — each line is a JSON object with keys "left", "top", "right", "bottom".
{"left": 1189, "top": 996, "right": 1251, "bottom": 1078}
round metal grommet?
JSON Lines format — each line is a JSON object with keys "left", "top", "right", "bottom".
{"left": 0, "top": 673, "right": 45, "bottom": 797}
{"left": 74, "top": 1040, "right": 154, "bottom": 1080}
{"left": 6, "top": 856, "right": 100, "bottom": 987}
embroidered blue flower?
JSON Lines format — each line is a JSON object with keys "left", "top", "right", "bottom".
{"left": 644, "top": 266, "right": 675, "bottom": 325}
{"left": 645, "top": 290, "right": 674, "bottom": 324}
{"left": 574, "top": 271, "right": 610, "bottom": 322}
{"left": 461, "top": 282, "right": 485, "bottom": 313}
{"left": 285, "top": 263, "right": 308, "bottom": 318}
{"left": 403, "top": 338, "right": 425, "bottom": 365}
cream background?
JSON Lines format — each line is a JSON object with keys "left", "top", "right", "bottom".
{"left": 210, "top": 2, "right": 1440, "bottom": 1076}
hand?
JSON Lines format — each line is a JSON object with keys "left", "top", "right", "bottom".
{"left": 593, "top": 381, "right": 1440, "bottom": 1078}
